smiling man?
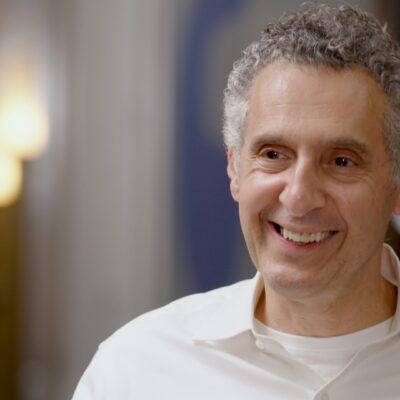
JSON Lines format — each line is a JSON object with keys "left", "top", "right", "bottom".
{"left": 73, "top": 4, "right": 400, "bottom": 400}
{"left": 230, "top": 63, "right": 398, "bottom": 338}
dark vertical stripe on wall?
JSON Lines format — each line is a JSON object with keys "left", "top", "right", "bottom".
{"left": 178, "top": 0, "right": 245, "bottom": 292}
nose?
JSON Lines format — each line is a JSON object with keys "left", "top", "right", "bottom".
{"left": 278, "top": 161, "right": 326, "bottom": 217}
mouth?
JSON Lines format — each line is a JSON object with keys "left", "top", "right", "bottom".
{"left": 272, "top": 223, "right": 337, "bottom": 245}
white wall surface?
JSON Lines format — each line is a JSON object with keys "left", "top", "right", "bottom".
{"left": 20, "top": 1, "right": 176, "bottom": 398}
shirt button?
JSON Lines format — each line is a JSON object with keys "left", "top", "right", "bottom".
{"left": 319, "top": 393, "right": 330, "bottom": 400}
{"left": 255, "top": 339, "right": 265, "bottom": 350}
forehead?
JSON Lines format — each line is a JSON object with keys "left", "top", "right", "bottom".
{"left": 245, "top": 61, "right": 387, "bottom": 147}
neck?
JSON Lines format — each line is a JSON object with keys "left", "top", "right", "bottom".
{"left": 256, "top": 275, "right": 397, "bottom": 337}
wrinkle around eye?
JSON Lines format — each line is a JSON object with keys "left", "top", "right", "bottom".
{"left": 254, "top": 148, "right": 291, "bottom": 172}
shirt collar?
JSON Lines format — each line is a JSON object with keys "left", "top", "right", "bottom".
{"left": 188, "top": 272, "right": 264, "bottom": 341}
{"left": 189, "top": 243, "right": 400, "bottom": 341}
{"left": 381, "top": 243, "right": 400, "bottom": 333}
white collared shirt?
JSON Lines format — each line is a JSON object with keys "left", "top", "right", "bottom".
{"left": 72, "top": 244, "right": 400, "bottom": 400}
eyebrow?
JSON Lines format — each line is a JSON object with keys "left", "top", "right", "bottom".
{"left": 327, "top": 138, "right": 369, "bottom": 155}
{"left": 248, "top": 133, "right": 370, "bottom": 156}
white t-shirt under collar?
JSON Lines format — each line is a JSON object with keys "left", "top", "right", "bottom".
{"left": 253, "top": 316, "right": 394, "bottom": 382}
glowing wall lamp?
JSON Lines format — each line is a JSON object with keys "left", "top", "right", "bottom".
{"left": 0, "top": 58, "right": 49, "bottom": 207}
{"left": 0, "top": 148, "right": 22, "bottom": 207}
{"left": 0, "top": 60, "right": 49, "bottom": 159}
{"left": 0, "top": 92, "right": 49, "bottom": 160}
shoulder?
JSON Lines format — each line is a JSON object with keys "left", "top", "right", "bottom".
{"left": 72, "top": 277, "right": 256, "bottom": 398}
{"left": 102, "top": 278, "right": 252, "bottom": 350}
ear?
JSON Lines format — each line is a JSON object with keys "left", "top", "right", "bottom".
{"left": 227, "top": 148, "right": 240, "bottom": 202}
{"left": 393, "top": 187, "right": 400, "bottom": 215}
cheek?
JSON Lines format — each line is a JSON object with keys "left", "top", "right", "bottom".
{"left": 238, "top": 173, "right": 283, "bottom": 214}
{"left": 237, "top": 175, "right": 284, "bottom": 258}
{"left": 334, "top": 185, "right": 392, "bottom": 239}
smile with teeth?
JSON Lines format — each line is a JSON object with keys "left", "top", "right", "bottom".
{"left": 275, "top": 224, "right": 335, "bottom": 244}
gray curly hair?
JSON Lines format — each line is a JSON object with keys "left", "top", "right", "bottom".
{"left": 223, "top": 3, "right": 400, "bottom": 184}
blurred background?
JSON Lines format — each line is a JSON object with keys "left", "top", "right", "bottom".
{"left": 1, "top": 0, "right": 399, "bottom": 399}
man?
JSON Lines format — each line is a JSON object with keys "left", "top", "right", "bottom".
{"left": 73, "top": 3, "right": 400, "bottom": 399}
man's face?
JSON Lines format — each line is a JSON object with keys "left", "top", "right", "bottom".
{"left": 228, "top": 61, "right": 400, "bottom": 301}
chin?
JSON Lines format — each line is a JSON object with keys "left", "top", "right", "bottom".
{"left": 262, "top": 269, "right": 327, "bottom": 300}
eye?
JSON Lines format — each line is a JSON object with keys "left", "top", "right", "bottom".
{"left": 265, "top": 150, "right": 280, "bottom": 159}
{"left": 255, "top": 146, "right": 291, "bottom": 172}
{"left": 333, "top": 156, "right": 356, "bottom": 167}
{"left": 259, "top": 148, "right": 287, "bottom": 160}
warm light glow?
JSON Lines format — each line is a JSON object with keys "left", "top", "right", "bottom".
{"left": 0, "top": 56, "right": 49, "bottom": 160}
{"left": 0, "top": 92, "right": 49, "bottom": 159}
{"left": 0, "top": 149, "right": 22, "bottom": 206}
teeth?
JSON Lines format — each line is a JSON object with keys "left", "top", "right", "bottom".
{"left": 280, "top": 226, "right": 333, "bottom": 244}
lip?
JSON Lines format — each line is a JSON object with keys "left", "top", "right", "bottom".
{"left": 268, "top": 222, "right": 338, "bottom": 250}
{"left": 270, "top": 221, "right": 338, "bottom": 234}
